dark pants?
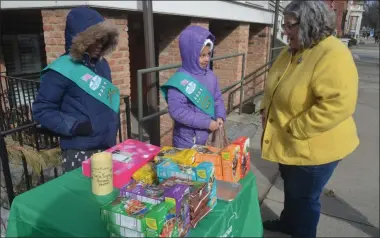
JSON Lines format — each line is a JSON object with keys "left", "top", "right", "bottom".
{"left": 279, "top": 160, "right": 340, "bottom": 238}
{"left": 61, "top": 149, "right": 101, "bottom": 173}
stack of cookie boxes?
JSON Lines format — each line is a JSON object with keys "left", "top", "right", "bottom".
{"left": 193, "top": 136, "right": 251, "bottom": 183}
{"left": 101, "top": 170, "right": 214, "bottom": 237}
{"left": 102, "top": 180, "right": 188, "bottom": 237}
{"left": 155, "top": 161, "right": 217, "bottom": 228}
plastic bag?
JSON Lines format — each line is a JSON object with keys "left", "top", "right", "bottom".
{"left": 206, "top": 128, "right": 229, "bottom": 149}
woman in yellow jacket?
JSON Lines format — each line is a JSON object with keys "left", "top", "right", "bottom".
{"left": 261, "top": 1, "right": 359, "bottom": 238}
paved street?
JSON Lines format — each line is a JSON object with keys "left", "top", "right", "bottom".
{"left": 256, "top": 42, "right": 379, "bottom": 237}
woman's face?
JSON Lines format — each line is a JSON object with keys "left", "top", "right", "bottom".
{"left": 283, "top": 15, "right": 300, "bottom": 50}
{"left": 87, "top": 35, "right": 108, "bottom": 59}
{"left": 199, "top": 45, "right": 211, "bottom": 69}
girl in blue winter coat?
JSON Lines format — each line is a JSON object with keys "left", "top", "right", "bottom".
{"left": 161, "top": 26, "right": 226, "bottom": 148}
{"left": 32, "top": 7, "right": 120, "bottom": 172}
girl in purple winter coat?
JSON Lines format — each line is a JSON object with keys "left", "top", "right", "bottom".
{"left": 161, "top": 26, "right": 226, "bottom": 148}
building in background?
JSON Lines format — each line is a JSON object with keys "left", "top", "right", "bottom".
{"left": 344, "top": 0, "right": 365, "bottom": 38}
{"left": 0, "top": 1, "right": 274, "bottom": 145}
{"left": 271, "top": 0, "right": 352, "bottom": 39}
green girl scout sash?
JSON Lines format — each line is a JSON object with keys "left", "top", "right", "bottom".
{"left": 161, "top": 72, "right": 215, "bottom": 118}
{"left": 42, "top": 55, "right": 120, "bottom": 113}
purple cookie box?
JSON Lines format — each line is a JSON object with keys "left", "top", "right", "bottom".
{"left": 163, "top": 183, "right": 191, "bottom": 237}
{"left": 120, "top": 180, "right": 164, "bottom": 205}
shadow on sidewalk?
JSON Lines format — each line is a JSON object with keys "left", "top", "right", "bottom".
{"left": 259, "top": 171, "right": 379, "bottom": 237}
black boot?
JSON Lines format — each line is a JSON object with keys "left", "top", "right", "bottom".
{"left": 263, "top": 219, "right": 292, "bottom": 235}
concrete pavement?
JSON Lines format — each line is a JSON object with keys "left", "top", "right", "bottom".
{"left": 257, "top": 43, "right": 380, "bottom": 237}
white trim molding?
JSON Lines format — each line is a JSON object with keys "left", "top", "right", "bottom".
{"left": 1, "top": 0, "right": 274, "bottom": 25}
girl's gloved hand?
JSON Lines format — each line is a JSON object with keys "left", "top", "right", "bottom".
{"left": 72, "top": 121, "right": 93, "bottom": 136}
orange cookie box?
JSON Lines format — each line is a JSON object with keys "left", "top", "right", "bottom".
{"left": 193, "top": 146, "right": 223, "bottom": 180}
{"left": 231, "top": 137, "right": 251, "bottom": 179}
{"left": 220, "top": 144, "right": 241, "bottom": 183}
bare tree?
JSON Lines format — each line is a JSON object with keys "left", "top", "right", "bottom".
{"left": 362, "top": 0, "right": 380, "bottom": 30}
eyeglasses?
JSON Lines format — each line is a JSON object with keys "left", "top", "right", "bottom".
{"left": 281, "top": 22, "right": 299, "bottom": 31}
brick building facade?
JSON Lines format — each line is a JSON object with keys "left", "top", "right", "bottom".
{"left": 1, "top": 6, "right": 271, "bottom": 146}
{"left": 324, "top": 0, "right": 349, "bottom": 37}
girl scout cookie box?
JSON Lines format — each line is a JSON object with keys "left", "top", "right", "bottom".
{"left": 160, "top": 177, "right": 214, "bottom": 228}
{"left": 120, "top": 180, "right": 164, "bottom": 205}
{"left": 220, "top": 144, "right": 241, "bottom": 183}
{"left": 83, "top": 139, "right": 160, "bottom": 188}
{"left": 154, "top": 146, "right": 197, "bottom": 166}
{"left": 132, "top": 162, "right": 157, "bottom": 185}
{"left": 156, "top": 160, "right": 217, "bottom": 207}
{"left": 161, "top": 184, "right": 191, "bottom": 237}
{"left": 120, "top": 180, "right": 191, "bottom": 237}
{"left": 101, "top": 197, "right": 154, "bottom": 233}
{"left": 107, "top": 223, "right": 144, "bottom": 237}
{"left": 145, "top": 202, "right": 179, "bottom": 237}
{"left": 192, "top": 145, "right": 223, "bottom": 180}
{"left": 231, "top": 137, "right": 251, "bottom": 179}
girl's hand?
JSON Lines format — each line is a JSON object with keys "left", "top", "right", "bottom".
{"left": 216, "top": 118, "right": 224, "bottom": 128}
{"left": 209, "top": 120, "right": 219, "bottom": 131}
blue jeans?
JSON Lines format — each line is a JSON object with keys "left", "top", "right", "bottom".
{"left": 279, "top": 160, "right": 340, "bottom": 238}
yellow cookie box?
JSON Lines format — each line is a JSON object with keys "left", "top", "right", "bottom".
{"left": 154, "top": 146, "right": 197, "bottom": 166}
{"left": 132, "top": 162, "right": 157, "bottom": 185}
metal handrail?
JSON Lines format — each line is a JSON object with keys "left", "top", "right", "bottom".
{"left": 137, "top": 52, "right": 246, "bottom": 143}
{"left": 136, "top": 45, "right": 286, "bottom": 143}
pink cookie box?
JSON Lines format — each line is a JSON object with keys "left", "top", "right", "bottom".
{"left": 82, "top": 139, "right": 161, "bottom": 188}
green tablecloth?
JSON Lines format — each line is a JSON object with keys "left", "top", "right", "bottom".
{"left": 6, "top": 169, "right": 262, "bottom": 237}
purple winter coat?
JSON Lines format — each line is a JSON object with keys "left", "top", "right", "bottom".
{"left": 167, "top": 26, "right": 226, "bottom": 148}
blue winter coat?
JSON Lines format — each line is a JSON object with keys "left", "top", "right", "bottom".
{"left": 32, "top": 7, "right": 120, "bottom": 150}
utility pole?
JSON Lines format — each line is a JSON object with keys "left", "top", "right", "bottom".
{"left": 270, "top": 0, "right": 280, "bottom": 61}
{"left": 142, "top": 0, "right": 160, "bottom": 146}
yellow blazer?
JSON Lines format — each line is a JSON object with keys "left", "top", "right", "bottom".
{"left": 261, "top": 36, "right": 359, "bottom": 166}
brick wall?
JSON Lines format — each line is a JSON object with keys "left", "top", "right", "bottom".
{"left": 191, "top": 18, "right": 209, "bottom": 29}
{"left": 155, "top": 15, "right": 191, "bottom": 146}
{"left": 246, "top": 25, "right": 270, "bottom": 97}
{"left": 210, "top": 21, "right": 249, "bottom": 112}
{"left": 324, "top": 0, "right": 348, "bottom": 37}
{"left": 41, "top": 8, "right": 130, "bottom": 139}
{"left": 334, "top": 1, "right": 348, "bottom": 37}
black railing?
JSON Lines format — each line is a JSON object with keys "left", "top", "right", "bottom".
{"left": 0, "top": 122, "right": 59, "bottom": 206}
{"left": 0, "top": 74, "right": 59, "bottom": 149}
{"left": 1, "top": 74, "right": 133, "bottom": 206}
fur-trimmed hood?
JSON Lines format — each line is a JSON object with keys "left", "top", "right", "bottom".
{"left": 65, "top": 7, "right": 119, "bottom": 61}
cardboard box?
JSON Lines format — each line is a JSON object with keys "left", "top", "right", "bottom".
{"left": 220, "top": 144, "right": 241, "bottom": 183}
{"left": 192, "top": 145, "right": 223, "bottom": 180}
{"left": 107, "top": 223, "right": 145, "bottom": 237}
{"left": 156, "top": 160, "right": 197, "bottom": 181}
{"left": 154, "top": 146, "right": 197, "bottom": 166}
{"left": 231, "top": 137, "right": 251, "bottom": 179}
{"left": 145, "top": 202, "right": 178, "bottom": 237}
{"left": 163, "top": 184, "right": 191, "bottom": 237}
{"left": 82, "top": 139, "right": 161, "bottom": 188}
{"left": 101, "top": 197, "right": 154, "bottom": 233}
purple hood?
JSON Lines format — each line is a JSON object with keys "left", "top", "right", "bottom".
{"left": 166, "top": 26, "right": 226, "bottom": 148}
{"left": 179, "top": 25, "right": 215, "bottom": 75}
